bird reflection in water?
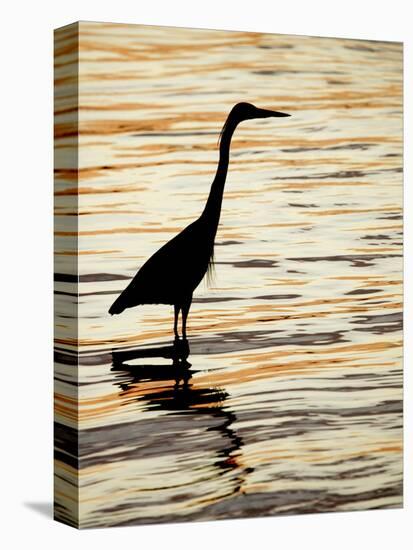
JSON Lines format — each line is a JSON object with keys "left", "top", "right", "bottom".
{"left": 112, "top": 338, "right": 191, "bottom": 381}
{"left": 110, "top": 343, "right": 252, "bottom": 484}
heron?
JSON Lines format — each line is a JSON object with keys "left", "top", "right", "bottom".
{"left": 109, "top": 102, "right": 290, "bottom": 341}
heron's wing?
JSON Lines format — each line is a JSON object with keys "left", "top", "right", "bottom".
{"left": 138, "top": 220, "right": 199, "bottom": 276}
{"left": 117, "top": 220, "right": 206, "bottom": 306}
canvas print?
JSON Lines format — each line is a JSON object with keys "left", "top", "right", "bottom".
{"left": 54, "top": 21, "right": 403, "bottom": 528}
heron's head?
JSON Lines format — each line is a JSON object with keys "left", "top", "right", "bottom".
{"left": 230, "top": 102, "right": 290, "bottom": 123}
{"left": 218, "top": 102, "right": 290, "bottom": 145}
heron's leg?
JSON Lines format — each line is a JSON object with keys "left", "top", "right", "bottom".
{"left": 174, "top": 304, "right": 181, "bottom": 340}
{"left": 181, "top": 296, "right": 192, "bottom": 340}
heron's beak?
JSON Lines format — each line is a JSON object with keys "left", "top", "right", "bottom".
{"left": 257, "top": 108, "right": 291, "bottom": 118}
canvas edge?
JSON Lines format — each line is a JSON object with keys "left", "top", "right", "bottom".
{"left": 54, "top": 21, "right": 80, "bottom": 529}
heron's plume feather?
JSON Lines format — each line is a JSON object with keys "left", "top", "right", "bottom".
{"left": 205, "top": 247, "right": 216, "bottom": 288}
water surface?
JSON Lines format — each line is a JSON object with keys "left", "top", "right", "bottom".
{"left": 54, "top": 22, "right": 403, "bottom": 528}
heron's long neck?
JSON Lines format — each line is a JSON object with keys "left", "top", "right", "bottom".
{"left": 201, "top": 117, "right": 237, "bottom": 232}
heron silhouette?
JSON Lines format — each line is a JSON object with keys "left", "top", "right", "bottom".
{"left": 109, "top": 102, "right": 290, "bottom": 340}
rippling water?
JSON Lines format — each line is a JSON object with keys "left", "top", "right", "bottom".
{"left": 54, "top": 22, "right": 403, "bottom": 528}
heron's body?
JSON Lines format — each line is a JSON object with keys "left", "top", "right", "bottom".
{"left": 110, "top": 216, "right": 214, "bottom": 309}
{"left": 109, "top": 102, "right": 290, "bottom": 339}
